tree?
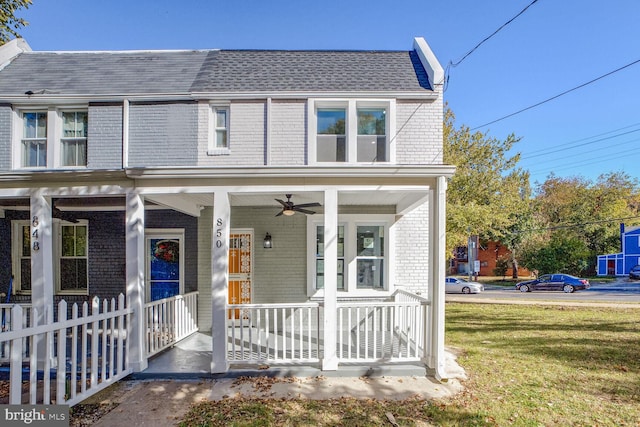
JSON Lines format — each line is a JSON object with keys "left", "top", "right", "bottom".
{"left": 529, "top": 171, "right": 640, "bottom": 273}
{"left": 0, "top": 0, "right": 32, "bottom": 45}
{"left": 444, "top": 107, "right": 532, "bottom": 276}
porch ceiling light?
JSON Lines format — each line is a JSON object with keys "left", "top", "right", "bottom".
{"left": 263, "top": 232, "right": 273, "bottom": 249}
{"left": 282, "top": 209, "right": 295, "bottom": 216}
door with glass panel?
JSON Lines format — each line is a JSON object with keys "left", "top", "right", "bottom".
{"left": 228, "top": 230, "right": 253, "bottom": 319}
{"left": 146, "top": 232, "right": 183, "bottom": 302}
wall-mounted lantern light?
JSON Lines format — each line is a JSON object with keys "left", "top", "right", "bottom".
{"left": 263, "top": 232, "right": 273, "bottom": 249}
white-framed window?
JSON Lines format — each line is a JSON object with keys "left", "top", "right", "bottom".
{"left": 11, "top": 220, "right": 89, "bottom": 295}
{"left": 14, "top": 107, "right": 88, "bottom": 169}
{"left": 61, "top": 111, "right": 88, "bottom": 167}
{"left": 58, "top": 222, "right": 89, "bottom": 293}
{"left": 21, "top": 111, "right": 47, "bottom": 167}
{"left": 309, "top": 99, "right": 396, "bottom": 165}
{"left": 307, "top": 214, "right": 394, "bottom": 297}
{"left": 208, "top": 105, "right": 230, "bottom": 155}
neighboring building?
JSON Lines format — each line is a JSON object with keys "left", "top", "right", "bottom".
{"left": 451, "top": 241, "right": 531, "bottom": 277}
{"left": 0, "top": 37, "right": 454, "bottom": 380}
{"left": 597, "top": 223, "right": 640, "bottom": 276}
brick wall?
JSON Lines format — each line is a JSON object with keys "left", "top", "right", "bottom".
{"left": 87, "top": 104, "right": 123, "bottom": 169}
{"left": 0, "top": 105, "right": 11, "bottom": 170}
{"left": 395, "top": 100, "right": 443, "bottom": 164}
{"left": 394, "top": 202, "right": 430, "bottom": 294}
{"left": 270, "top": 100, "right": 307, "bottom": 165}
{"left": 128, "top": 102, "right": 199, "bottom": 167}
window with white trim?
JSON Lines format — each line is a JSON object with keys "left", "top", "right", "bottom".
{"left": 308, "top": 215, "right": 393, "bottom": 297}
{"left": 15, "top": 108, "right": 88, "bottom": 169}
{"left": 11, "top": 220, "right": 89, "bottom": 294}
{"left": 21, "top": 111, "right": 47, "bottom": 167}
{"left": 310, "top": 100, "right": 395, "bottom": 164}
{"left": 61, "top": 111, "right": 88, "bottom": 167}
{"left": 59, "top": 223, "right": 88, "bottom": 292}
{"left": 208, "top": 105, "right": 230, "bottom": 155}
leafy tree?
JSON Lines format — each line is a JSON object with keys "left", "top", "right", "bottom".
{"left": 530, "top": 171, "right": 640, "bottom": 273}
{"left": 519, "top": 233, "right": 590, "bottom": 276}
{"left": 493, "top": 256, "right": 510, "bottom": 279}
{"left": 444, "top": 107, "right": 531, "bottom": 277}
{"left": 1, "top": 0, "right": 31, "bottom": 45}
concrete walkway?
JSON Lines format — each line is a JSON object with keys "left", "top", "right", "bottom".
{"left": 81, "top": 350, "right": 467, "bottom": 426}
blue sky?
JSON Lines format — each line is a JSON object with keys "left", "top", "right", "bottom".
{"left": 14, "top": 0, "right": 640, "bottom": 183}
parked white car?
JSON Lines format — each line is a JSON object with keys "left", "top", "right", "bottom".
{"left": 445, "top": 277, "right": 484, "bottom": 294}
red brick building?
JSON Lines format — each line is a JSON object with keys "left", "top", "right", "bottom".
{"left": 451, "top": 241, "right": 531, "bottom": 278}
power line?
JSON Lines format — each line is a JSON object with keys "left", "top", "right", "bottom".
{"left": 523, "top": 121, "right": 640, "bottom": 156}
{"left": 444, "top": 0, "right": 540, "bottom": 91}
{"left": 521, "top": 128, "right": 640, "bottom": 160}
{"left": 520, "top": 215, "right": 640, "bottom": 233}
{"left": 470, "top": 58, "right": 640, "bottom": 130}
{"left": 449, "top": 0, "right": 540, "bottom": 68}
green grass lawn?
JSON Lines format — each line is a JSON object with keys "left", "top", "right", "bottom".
{"left": 179, "top": 303, "right": 640, "bottom": 426}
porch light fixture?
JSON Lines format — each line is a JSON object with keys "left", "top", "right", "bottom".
{"left": 282, "top": 208, "right": 295, "bottom": 216}
{"left": 263, "top": 233, "right": 273, "bottom": 249}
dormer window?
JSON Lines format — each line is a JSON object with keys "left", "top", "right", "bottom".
{"left": 309, "top": 99, "right": 395, "bottom": 165}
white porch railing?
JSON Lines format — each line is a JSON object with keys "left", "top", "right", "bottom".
{"left": 227, "top": 290, "right": 431, "bottom": 366}
{"left": 0, "top": 295, "right": 132, "bottom": 407}
{"left": 227, "top": 303, "right": 321, "bottom": 364}
{"left": 0, "top": 303, "right": 32, "bottom": 362}
{"left": 336, "top": 300, "right": 427, "bottom": 362}
{"left": 144, "top": 291, "right": 199, "bottom": 357}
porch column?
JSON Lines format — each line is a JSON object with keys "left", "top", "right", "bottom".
{"left": 211, "top": 190, "right": 230, "bottom": 373}
{"left": 322, "top": 188, "right": 338, "bottom": 371}
{"left": 30, "top": 192, "right": 54, "bottom": 368}
{"left": 428, "top": 176, "right": 447, "bottom": 380}
{"left": 126, "top": 191, "right": 148, "bottom": 372}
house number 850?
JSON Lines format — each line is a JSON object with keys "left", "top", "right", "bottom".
{"left": 215, "top": 218, "right": 223, "bottom": 248}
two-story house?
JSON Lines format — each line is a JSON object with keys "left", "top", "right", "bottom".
{"left": 597, "top": 223, "right": 640, "bottom": 276}
{"left": 0, "top": 37, "right": 454, "bottom": 384}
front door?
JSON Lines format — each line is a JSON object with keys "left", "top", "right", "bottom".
{"left": 228, "top": 229, "right": 253, "bottom": 318}
{"left": 146, "top": 230, "right": 184, "bottom": 301}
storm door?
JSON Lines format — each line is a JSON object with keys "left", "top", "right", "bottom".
{"left": 146, "top": 230, "right": 184, "bottom": 302}
{"left": 228, "top": 229, "right": 253, "bottom": 319}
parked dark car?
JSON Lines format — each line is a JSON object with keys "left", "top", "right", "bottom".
{"left": 515, "top": 274, "right": 590, "bottom": 293}
{"left": 629, "top": 265, "right": 640, "bottom": 280}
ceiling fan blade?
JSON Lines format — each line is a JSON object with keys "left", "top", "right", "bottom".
{"left": 275, "top": 210, "right": 284, "bottom": 217}
{"left": 275, "top": 198, "right": 288, "bottom": 207}
{"left": 294, "top": 207, "right": 316, "bottom": 215}
{"left": 294, "top": 202, "right": 321, "bottom": 208}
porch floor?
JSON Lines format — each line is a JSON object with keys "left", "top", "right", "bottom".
{"left": 135, "top": 332, "right": 428, "bottom": 380}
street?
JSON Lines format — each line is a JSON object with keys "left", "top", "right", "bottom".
{"left": 447, "top": 278, "right": 640, "bottom": 304}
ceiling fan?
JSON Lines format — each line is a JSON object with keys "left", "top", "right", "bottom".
{"left": 275, "top": 194, "right": 321, "bottom": 217}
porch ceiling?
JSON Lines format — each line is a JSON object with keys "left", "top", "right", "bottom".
{"left": 0, "top": 191, "right": 428, "bottom": 215}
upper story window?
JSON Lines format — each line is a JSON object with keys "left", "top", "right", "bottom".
{"left": 15, "top": 108, "right": 88, "bottom": 169}
{"left": 22, "top": 112, "right": 47, "bottom": 167}
{"left": 61, "top": 111, "right": 88, "bottom": 167}
{"left": 317, "top": 109, "right": 346, "bottom": 162}
{"left": 309, "top": 99, "right": 395, "bottom": 165}
{"left": 209, "top": 105, "right": 230, "bottom": 155}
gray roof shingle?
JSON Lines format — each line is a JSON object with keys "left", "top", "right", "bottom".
{"left": 0, "top": 48, "right": 433, "bottom": 96}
